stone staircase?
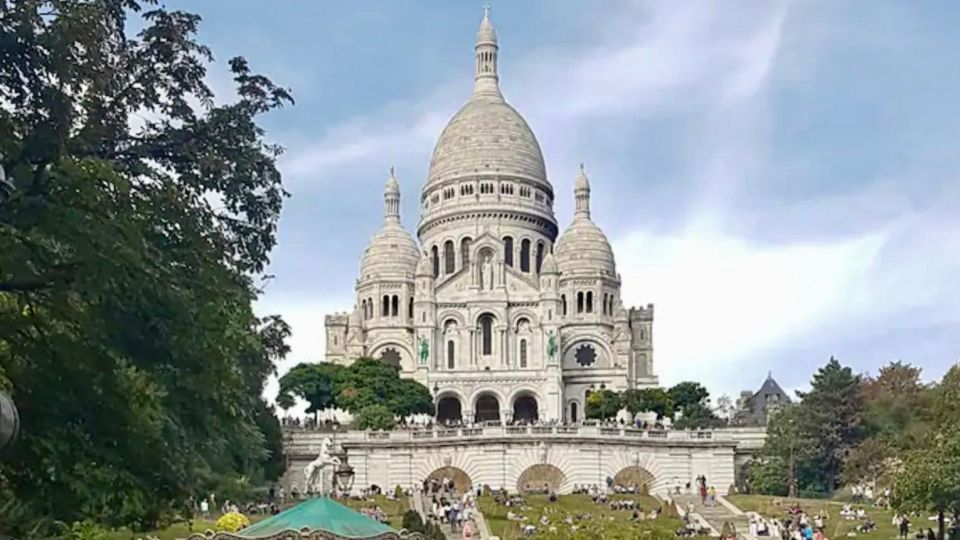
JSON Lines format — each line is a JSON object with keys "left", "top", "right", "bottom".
{"left": 417, "top": 490, "right": 493, "bottom": 540}
{"left": 674, "top": 493, "right": 751, "bottom": 539}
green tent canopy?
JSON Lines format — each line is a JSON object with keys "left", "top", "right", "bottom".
{"left": 188, "top": 497, "right": 418, "bottom": 540}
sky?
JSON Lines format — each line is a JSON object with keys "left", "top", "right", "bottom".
{"left": 167, "top": 0, "right": 960, "bottom": 409}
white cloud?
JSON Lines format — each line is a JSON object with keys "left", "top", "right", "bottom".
{"left": 615, "top": 225, "right": 888, "bottom": 393}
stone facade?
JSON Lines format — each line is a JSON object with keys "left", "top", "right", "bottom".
{"left": 282, "top": 425, "right": 766, "bottom": 496}
{"left": 323, "top": 7, "right": 657, "bottom": 425}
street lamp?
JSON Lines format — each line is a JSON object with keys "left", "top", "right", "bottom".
{"left": 0, "top": 391, "right": 20, "bottom": 457}
{"left": 432, "top": 383, "right": 440, "bottom": 421}
{"left": 334, "top": 461, "right": 355, "bottom": 495}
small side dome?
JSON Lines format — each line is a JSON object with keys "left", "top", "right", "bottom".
{"left": 359, "top": 224, "right": 419, "bottom": 282}
{"left": 554, "top": 220, "right": 616, "bottom": 277}
{"left": 540, "top": 252, "right": 558, "bottom": 275}
{"left": 554, "top": 164, "right": 616, "bottom": 278}
{"left": 358, "top": 168, "right": 420, "bottom": 282}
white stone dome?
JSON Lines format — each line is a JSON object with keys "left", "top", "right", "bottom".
{"left": 554, "top": 218, "right": 616, "bottom": 278}
{"left": 425, "top": 96, "right": 548, "bottom": 191}
{"left": 359, "top": 169, "right": 420, "bottom": 282}
{"left": 359, "top": 223, "right": 419, "bottom": 282}
{"left": 554, "top": 165, "right": 616, "bottom": 278}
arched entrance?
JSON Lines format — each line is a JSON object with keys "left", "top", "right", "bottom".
{"left": 425, "top": 466, "right": 473, "bottom": 494}
{"left": 512, "top": 394, "right": 538, "bottom": 423}
{"left": 474, "top": 393, "right": 500, "bottom": 423}
{"left": 516, "top": 464, "right": 566, "bottom": 494}
{"left": 436, "top": 396, "right": 462, "bottom": 425}
{"left": 612, "top": 466, "right": 656, "bottom": 493}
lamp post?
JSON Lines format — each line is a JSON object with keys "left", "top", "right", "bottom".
{"left": 334, "top": 461, "right": 355, "bottom": 496}
{"left": 432, "top": 383, "right": 440, "bottom": 423}
{"left": 0, "top": 391, "right": 20, "bottom": 458}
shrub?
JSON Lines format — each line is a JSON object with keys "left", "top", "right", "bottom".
{"left": 401, "top": 510, "right": 424, "bottom": 533}
{"left": 216, "top": 512, "right": 251, "bottom": 532}
{"left": 55, "top": 521, "right": 111, "bottom": 540}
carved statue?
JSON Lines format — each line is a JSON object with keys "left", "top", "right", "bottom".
{"left": 418, "top": 335, "right": 429, "bottom": 364}
{"left": 481, "top": 255, "right": 494, "bottom": 290}
{"left": 303, "top": 437, "right": 340, "bottom": 496}
{"left": 546, "top": 330, "right": 558, "bottom": 360}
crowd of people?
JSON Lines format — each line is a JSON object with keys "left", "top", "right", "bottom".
{"left": 281, "top": 415, "right": 675, "bottom": 432}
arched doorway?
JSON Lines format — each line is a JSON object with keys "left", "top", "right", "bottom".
{"left": 512, "top": 394, "right": 538, "bottom": 423}
{"left": 612, "top": 466, "right": 656, "bottom": 493}
{"left": 425, "top": 466, "right": 473, "bottom": 494}
{"left": 516, "top": 464, "right": 566, "bottom": 494}
{"left": 436, "top": 396, "right": 462, "bottom": 425}
{"left": 474, "top": 393, "right": 500, "bottom": 423}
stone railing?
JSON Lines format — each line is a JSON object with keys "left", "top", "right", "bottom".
{"left": 284, "top": 426, "right": 733, "bottom": 455}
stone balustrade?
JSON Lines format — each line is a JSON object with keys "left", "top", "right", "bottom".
{"left": 283, "top": 425, "right": 743, "bottom": 456}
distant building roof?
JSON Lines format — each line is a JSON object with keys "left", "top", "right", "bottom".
{"left": 734, "top": 372, "right": 791, "bottom": 426}
{"left": 191, "top": 497, "right": 401, "bottom": 540}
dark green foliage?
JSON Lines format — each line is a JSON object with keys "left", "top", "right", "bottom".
{"left": 585, "top": 389, "right": 621, "bottom": 420}
{"left": 0, "top": 0, "right": 291, "bottom": 535}
{"left": 354, "top": 404, "right": 397, "bottom": 431}
{"left": 401, "top": 510, "right": 424, "bottom": 533}
{"left": 276, "top": 358, "right": 433, "bottom": 420}
{"left": 621, "top": 388, "right": 673, "bottom": 418}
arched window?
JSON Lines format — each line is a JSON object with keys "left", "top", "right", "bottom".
{"left": 586, "top": 291, "right": 593, "bottom": 313}
{"left": 519, "top": 339, "right": 527, "bottom": 368}
{"left": 444, "top": 240, "right": 455, "bottom": 274}
{"left": 391, "top": 295, "right": 398, "bottom": 317}
{"left": 577, "top": 292, "right": 584, "bottom": 314}
{"left": 503, "top": 236, "right": 514, "bottom": 267}
{"left": 561, "top": 294, "right": 567, "bottom": 316}
{"left": 408, "top": 297, "right": 414, "bottom": 319}
{"left": 520, "top": 239, "right": 531, "bottom": 272}
{"left": 602, "top": 293, "right": 608, "bottom": 315}
{"left": 461, "top": 237, "right": 472, "bottom": 267}
{"left": 608, "top": 296, "right": 614, "bottom": 315}
{"left": 361, "top": 299, "right": 367, "bottom": 320}
{"left": 447, "top": 340, "right": 455, "bottom": 369}
{"left": 480, "top": 314, "right": 494, "bottom": 356}
{"left": 381, "top": 295, "right": 389, "bottom": 317}
{"left": 431, "top": 245, "right": 439, "bottom": 278}
{"left": 570, "top": 402, "right": 579, "bottom": 423}
{"left": 535, "top": 242, "right": 544, "bottom": 273}
{"left": 367, "top": 298, "right": 373, "bottom": 319}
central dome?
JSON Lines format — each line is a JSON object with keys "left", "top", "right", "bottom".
{"left": 425, "top": 94, "right": 548, "bottom": 190}
{"left": 418, "top": 7, "right": 556, "bottom": 241}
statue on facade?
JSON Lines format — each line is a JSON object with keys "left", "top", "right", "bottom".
{"left": 480, "top": 254, "right": 494, "bottom": 290}
{"left": 418, "top": 335, "right": 429, "bottom": 364}
{"left": 303, "top": 437, "right": 340, "bottom": 496}
{"left": 546, "top": 330, "right": 558, "bottom": 360}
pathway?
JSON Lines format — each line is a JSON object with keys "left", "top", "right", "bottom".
{"left": 674, "top": 493, "right": 752, "bottom": 539}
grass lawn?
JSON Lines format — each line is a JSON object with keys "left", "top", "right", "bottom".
{"left": 727, "top": 494, "right": 909, "bottom": 539}
{"left": 478, "top": 494, "right": 686, "bottom": 540}
{"left": 340, "top": 494, "right": 410, "bottom": 529}
{"left": 105, "top": 518, "right": 254, "bottom": 540}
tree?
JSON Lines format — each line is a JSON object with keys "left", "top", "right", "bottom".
{"left": 354, "top": 405, "right": 396, "bottom": 431}
{"left": 667, "top": 381, "right": 721, "bottom": 429}
{"left": 621, "top": 388, "right": 673, "bottom": 419}
{"left": 714, "top": 395, "right": 737, "bottom": 422}
{"left": 585, "top": 390, "right": 621, "bottom": 420}
{"left": 757, "top": 406, "right": 819, "bottom": 497}
{"left": 275, "top": 359, "right": 433, "bottom": 420}
{"left": 667, "top": 382, "right": 710, "bottom": 412}
{"left": 796, "top": 357, "right": 864, "bottom": 491}
{"left": 893, "top": 364, "right": 960, "bottom": 540}
{"left": 276, "top": 362, "right": 344, "bottom": 418}
{"left": 0, "top": 1, "right": 291, "bottom": 534}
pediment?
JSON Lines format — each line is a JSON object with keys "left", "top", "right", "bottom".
{"left": 434, "top": 260, "right": 541, "bottom": 301}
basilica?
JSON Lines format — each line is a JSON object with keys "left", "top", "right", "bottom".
{"left": 324, "top": 7, "right": 657, "bottom": 425}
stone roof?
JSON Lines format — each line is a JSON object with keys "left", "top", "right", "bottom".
{"left": 555, "top": 165, "right": 616, "bottom": 278}
{"left": 359, "top": 170, "right": 419, "bottom": 283}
